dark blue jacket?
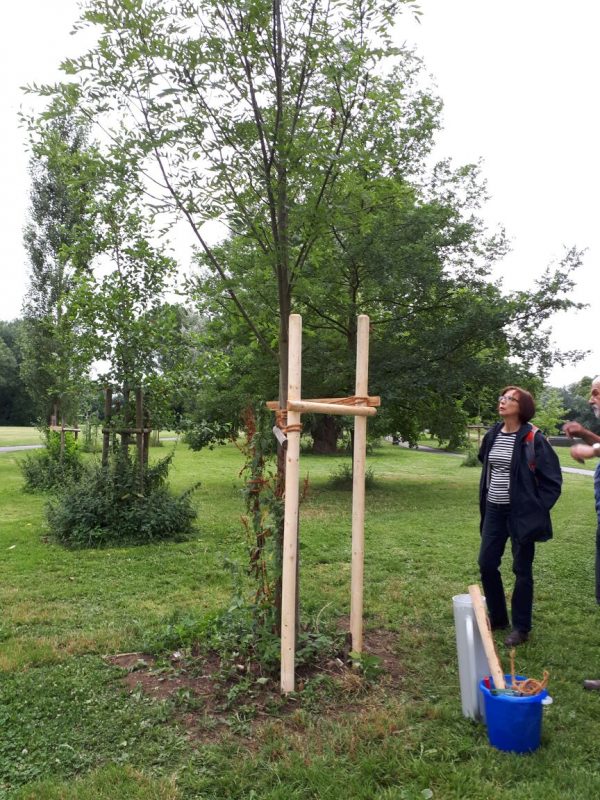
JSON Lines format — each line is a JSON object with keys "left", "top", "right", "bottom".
{"left": 478, "top": 422, "right": 563, "bottom": 543}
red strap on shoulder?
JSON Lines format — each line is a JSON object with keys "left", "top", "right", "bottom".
{"left": 525, "top": 424, "right": 538, "bottom": 471}
{"left": 525, "top": 424, "right": 538, "bottom": 443}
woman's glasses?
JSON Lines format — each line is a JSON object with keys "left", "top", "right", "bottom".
{"left": 498, "top": 395, "right": 519, "bottom": 404}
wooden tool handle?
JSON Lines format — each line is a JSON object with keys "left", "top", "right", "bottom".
{"left": 468, "top": 584, "right": 505, "bottom": 690}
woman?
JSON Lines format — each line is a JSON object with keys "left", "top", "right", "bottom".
{"left": 478, "top": 386, "right": 562, "bottom": 647}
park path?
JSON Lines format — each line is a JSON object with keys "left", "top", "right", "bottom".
{"left": 398, "top": 442, "right": 595, "bottom": 477}
{"left": 0, "top": 444, "right": 43, "bottom": 452}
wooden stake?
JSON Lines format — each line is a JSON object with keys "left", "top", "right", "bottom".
{"left": 350, "top": 315, "right": 369, "bottom": 654}
{"left": 468, "top": 584, "right": 505, "bottom": 689}
{"left": 280, "top": 314, "right": 302, "bottom": 694}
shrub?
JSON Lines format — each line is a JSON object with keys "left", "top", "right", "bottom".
{"left": 20, "top": 430, "right": 84, "bottom": 492}
{"left": 46, "top": 451, "right": 198, "bottom": 548}
{"left": 327, "top": 461, "right": 376, "bottom": 489}
{"left": 80, "top": 413, "right": 102, "bottom": 453}
{"left": 461, "top": 448, "right": 480, "bottom": 468}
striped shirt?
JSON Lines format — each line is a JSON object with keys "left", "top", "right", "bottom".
{"left": 487, "top": 431, "right": 517, "bottom": 504}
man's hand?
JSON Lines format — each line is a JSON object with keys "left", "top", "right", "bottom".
{"left": 563, "top": 420, "right": 600, "bottom": 445}
{"left": 563, "top": 421, "right": 587, "bottom": 438}
{"left": 571, "top": 443, "right": 596, "bottom": 464}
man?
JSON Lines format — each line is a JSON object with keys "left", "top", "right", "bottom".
{"left": 563, "top": 375, "right": 600, "bottom": 690}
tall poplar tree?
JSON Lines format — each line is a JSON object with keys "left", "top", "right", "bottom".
{"left": 21, "top": 116, "right": 93, "bottom": 426}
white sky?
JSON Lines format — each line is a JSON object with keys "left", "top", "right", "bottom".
{"left": 1, "top": 0, "right": 597, "bottom": 387}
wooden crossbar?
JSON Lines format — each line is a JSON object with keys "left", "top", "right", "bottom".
{"left": 266, "top": 395, "right": 380, "bottom": 411}
{"left": 288, "top": 400, "right": 376, "bottom": 417}
{"left": 49, "top": 425, "right": 80, "bottom": 433}
{"left": 101, "top": 428, "right": 152, "bottom": 434}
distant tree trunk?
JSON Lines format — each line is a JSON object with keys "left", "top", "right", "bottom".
{"left": 121, "top": 385, "right": 131, "bottom": 459}
{"left": 311, "top": 415, "right": 339, "bottom": 454}
{"left": 102, "top": 387, "right": 112, "bottom": 467}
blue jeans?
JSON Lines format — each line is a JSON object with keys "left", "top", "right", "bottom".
{"left": 478, "top": 502, "right": 535, "bottom": 633}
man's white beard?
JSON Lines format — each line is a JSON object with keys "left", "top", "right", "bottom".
{"left": 593, "top": 405, "right": 600, "bottom": 419}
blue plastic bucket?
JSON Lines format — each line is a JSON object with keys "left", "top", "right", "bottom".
{"left": 479, "top": 675, "right": 549, "bottom": 754}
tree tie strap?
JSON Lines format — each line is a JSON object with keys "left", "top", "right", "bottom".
{"left": 275, "top": 409, "right": 287, "bottom": 429}
{"left": 509, "top": 649, "right": 550, "bottom": 695}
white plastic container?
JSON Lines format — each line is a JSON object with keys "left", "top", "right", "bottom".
{"left": 453, "top": 593, "right": 489, "bottom": 720}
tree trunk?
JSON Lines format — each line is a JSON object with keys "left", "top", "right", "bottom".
{"left": 273, "top": 283, "right": 290, "bottom": 634}
{"left": 102, "top": 387, "right": 112, "bottom": 467}
{"left": 311, "top": 415, "right": 339, "bottom": 454}
{"left": 121, "top": 386, "right": 131, "bottom": 459}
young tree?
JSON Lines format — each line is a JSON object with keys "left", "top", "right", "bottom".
{"left": 33, "top": 0, "right": 445, "bottom": 612}
{"left": 32, "top": 0, "right": 586, "bottom": 612}
{"left": 41, "top": 0, "right": 440, "bottom": 408}
{"left": 64, "top": 148, "right": 188, "bottom": 463}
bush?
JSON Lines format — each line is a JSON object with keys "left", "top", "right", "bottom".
{"left": 20, "top": 430, "right": 84, "bottom": 492}
{"left": 461, "top": 448, "right": 480, "bottom": 468}
{"left": 327, "top": 461, "right": 376, "bottom": 489}
{"left": 46, "top": 451, "right": 198, "bottom": 548}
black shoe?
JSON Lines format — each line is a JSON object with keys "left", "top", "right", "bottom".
{"left": 583, "top": 679, "right": 600, "bottom": 691}
{"left": 504, "top": 629, "right": 529, "bottom": 647}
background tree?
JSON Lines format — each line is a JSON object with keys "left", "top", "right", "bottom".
{"left": 0, "top": 320, "right": 37, "bottom": 425}
{"left": 65, "top": 149, "right": 188, "bottom": 452}
{"left": 532, "top": 388, "right": 568, "bottom": 436}
{"left": 21, "top": 143, "right": 199, "bottom": 540}
{"left": 558, "top": 376, "right": 599, "bottom": 432}
{"left": 189, "top": 173, "right": 583, "bottom": 450}
{"left": 20, "top": 114, "right": 95, "bottom": 427}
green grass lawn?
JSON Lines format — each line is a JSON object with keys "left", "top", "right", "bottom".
{"left": 1, "top": 441, "right": 600, "bottom": 799}
{"left": 0, "top": 427, "right": 180, "bottom": 448}
{"left": 553, "top": 444, "right": 596, "bottom": 470}
{"left": 0, "top": 427, "right": 44, "bottom": 447}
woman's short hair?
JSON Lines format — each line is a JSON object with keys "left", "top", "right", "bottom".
{"left": 501, "top": 385, "right": 535, "bottom": 423}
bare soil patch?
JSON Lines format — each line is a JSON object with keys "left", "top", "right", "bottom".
{"left": 105, "top": 627, "right": 405, "bottom": 743}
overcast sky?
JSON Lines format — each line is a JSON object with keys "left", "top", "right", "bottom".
{"left": 1, "top": 0, "right": 597, "bottom": 387}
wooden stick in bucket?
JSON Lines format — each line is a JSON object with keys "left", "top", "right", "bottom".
{"left": 468, "top": 583, "right": 505, "bottom": 690}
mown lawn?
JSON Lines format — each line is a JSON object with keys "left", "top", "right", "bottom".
{"left": 0, "top": 427, "right": 179, "bottom": 448}
{"left": 1, "top": 441, "right": 600, "bottom": 799}
{"left": 0, "top": 427, "right": 44, "bottom": 447}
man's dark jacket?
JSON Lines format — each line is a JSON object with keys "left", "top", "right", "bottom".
{"left": 478, "top": 422, "right": 563, "bottom": 543}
